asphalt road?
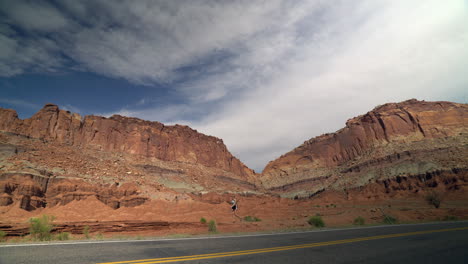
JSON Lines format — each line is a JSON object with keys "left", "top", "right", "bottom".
{"left": 1, "top": 221, "right": 467, "bottom": 264}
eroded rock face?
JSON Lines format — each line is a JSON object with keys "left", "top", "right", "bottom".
{"left": 261, "top": 99, "right": 468, "bottom": 197}
{"left": 0, "top": 99, "right": 466, "bottom": 212}
{"left": 0, "top": 172, "right": 146, "bottom": 211}
{"left": 0, "top": 104, "right": 254, "bottom": 178}
{"left": 0, "top": 104, "right": 258, "bottom": 211}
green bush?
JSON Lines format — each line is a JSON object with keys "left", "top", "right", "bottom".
{"left": 29, "top": 215, "right": 55, "bottom": 241}
{"left": 208, "top": 220, "right": 217, "bottom": 233}
{"left": 200, "top": 217, "right": 207, "bottom": 224}
{"left": 425, "top": 191, "right": 442, "bottom": 208}
{"left": 0, "top": 230, "right": 6, "bottom": 242}
{"left": 443, "top": 215, "right": 458, "bottom": 221}
{"left": 56, "top": 232, "right": 70, "bottom": 241}
{"left": 83, "top": 225, "right": 91, "bottom": 239}
{"left": 383, "top": 215, "right": 397, "bottom": 225}
{"left": 353, "top": 216, "right": 365, "bottom": 225}
{"left": 95, "top": 233, "right": 104, "bottom": 240}
{"left": 308, "top": 216, "right": 325, "bottom": 227}
{"left": 243, "top": 216, "right": 261, "bottom": 222}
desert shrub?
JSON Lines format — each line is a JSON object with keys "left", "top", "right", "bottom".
{"left": 83, "top": 225, "right": 90, "bottom": 239}
{"left": 56, "top": 232, "right": 70, "bottom": 241}
{"left": 353, "top": 216, "right": 365, "bottom": 225}
{"left": 29, "top": 215, "right": 55, "bottom": 241}
{"left": 200, "top": 217, "right": 207, "bottom": 224}
{"left": 0, "top": 230, "right": 6, "bottom": 242}
{"left": 443, "top": 215, "right": 458, "bottom": 221}
{"left": 208, "top": 220, "right": 217, "bottom": 233}
{"left": 308, "top": 216, "right": 325, "bottom": 227}
{"left": 382, "top": 215, "right": 397, "bottom": 225}
{"left": 95, "top": 233, "right": 104, "bottom": 240}
{"left": 243, "top": 216, "right": 261, "bottom": 222}
{"left": 425, "top": 191, "right": 442, "bottom": 208}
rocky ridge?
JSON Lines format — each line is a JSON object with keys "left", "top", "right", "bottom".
{"left": 0, "top": 104, "right": 254, "bottom": 179}
{"left": 0, "top": 104, "right": 258, "bottom": 212}
{"left": 261, "top": 99, "right": 468, "bottom": 198}
{"left": 0, "top": 99, "right": 466, "bottom": 215}
{"left": 0, "top": 99, "right": 467, "bottom": 238}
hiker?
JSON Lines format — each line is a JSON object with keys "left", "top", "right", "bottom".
{"left": 230, "top": 198, "right": 238, "bottom": 212}
{"left": 229, "top": 197, "right": 242, "bottom": 221}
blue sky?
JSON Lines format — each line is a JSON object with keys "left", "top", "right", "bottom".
{"left": 1, "top": 1, "right": 467, "bottom": 172}
{"left": 0, "top": 72, "right": 177, "bottom": 118}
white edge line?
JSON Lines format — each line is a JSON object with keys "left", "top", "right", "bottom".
{"left": 0, "top": 221, "right": 466, "bottom": 248}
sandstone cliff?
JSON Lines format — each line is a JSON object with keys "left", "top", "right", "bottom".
{"left": 0, "top": 104, "right": 259, "bottom": 211}
{"left": 1, "top": 100, "right": 466, "bottom": 213}
{"left": 0, "top": 104, "right": 254, "bottom": 179}
{"left": 261, "top": 99, "right": 468, "bottom": 198}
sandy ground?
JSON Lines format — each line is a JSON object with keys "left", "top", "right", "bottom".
{"left": 1, "top": 191, "right": 467, "bottom": 241}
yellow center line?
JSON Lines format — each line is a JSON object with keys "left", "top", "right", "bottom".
{"left": 97, "top": 226, "right": 468, "bottom": 264}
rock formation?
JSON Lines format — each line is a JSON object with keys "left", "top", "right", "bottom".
{"left": 0, "top": 104, "right": 254, "bottom": 178}
{"left": 0, "top": 99, "right": 467, "bottom": 238}
{"left": 0, "top": 99, "right": 466, "bottom": 215}
{"left": 0, "top": 172, "right": 146, "bottom": 210}
{"left": 261, "top": 99, "right": 468, "bottom": 198}
{"left": 0, "top": 104, "right": 257, "bottom": 211}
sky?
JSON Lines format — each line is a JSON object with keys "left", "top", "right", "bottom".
{"left": 0, "top": 1, "right": 467, "bottom": 172}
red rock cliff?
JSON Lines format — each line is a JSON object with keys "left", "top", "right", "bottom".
{"left": 261, "top": 99, "right": 468, "bottom": 196}
{"left": 0, "top": 104, "right": 254, "bottom": 179}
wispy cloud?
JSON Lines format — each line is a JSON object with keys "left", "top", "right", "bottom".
{"left": 1, "top": 1, "right": 467, "bottom": 171}
{"left": 0, "top": 98, "right": 40, "bottom": 109}
{"left": 60, "top": 104, "right": 82, "bottom": 114}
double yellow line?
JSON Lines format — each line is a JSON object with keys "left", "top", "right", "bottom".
{"left": 98, "top": 227, "right": 468, "bottom": 264}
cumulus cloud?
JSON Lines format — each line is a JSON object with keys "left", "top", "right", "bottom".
{"left": 1, "top": 0, "right": 467, "bottom": 171}
{"left": 2, "top": 0, "right": 294, "bottom": 83}
{"left": 194, "top": 1, "right": 468, "bottom": 171}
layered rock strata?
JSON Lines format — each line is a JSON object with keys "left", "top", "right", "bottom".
{"left": 0, "top": 172, "right": 146, "bottom": 210}
{"left": 261, "top": 99, "right": 468, "bottom": 198}
{"left": 0, "top": 104, "right": 254, "bottom": 179}
{"left": 0, "top": 104, "right": 257, "bottom": 211}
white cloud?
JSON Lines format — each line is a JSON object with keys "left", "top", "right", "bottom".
{"left": 1, "top": 0, "right": 467, "bottom": 171}
{"left": 194, "top": 0, "right": 468, "bottom": 171}
{"left": 123, "top": 0, "right": 468, "bottom": 171}
{"left": 65, "top": 0, "right": 293, "bottom": 84}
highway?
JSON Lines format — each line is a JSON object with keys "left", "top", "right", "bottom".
{"left": 1, "top": 221, "right": 467, "bottom": 264}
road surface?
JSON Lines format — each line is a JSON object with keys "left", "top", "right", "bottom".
{"left": 1, "top": 221, "right": 467, "bottom": 264}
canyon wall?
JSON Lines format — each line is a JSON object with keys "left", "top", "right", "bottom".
{"left": 261, "top": 99, "right": 468, "bottom": 198}
{"left": 0, "top": 104, "right": 254, "bottom": 179}
{"left": 0, "top": 99, "right": 466, "bottom": 212}
{"left": 0, "top": 172, "right": 146, "bottom": 210}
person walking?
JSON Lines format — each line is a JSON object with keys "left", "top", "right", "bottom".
{"left": 230, "top": 197, "right": 241, "bottom": 220}
{"left": 231, "top": 198, "right": 238, "bottom": 212}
